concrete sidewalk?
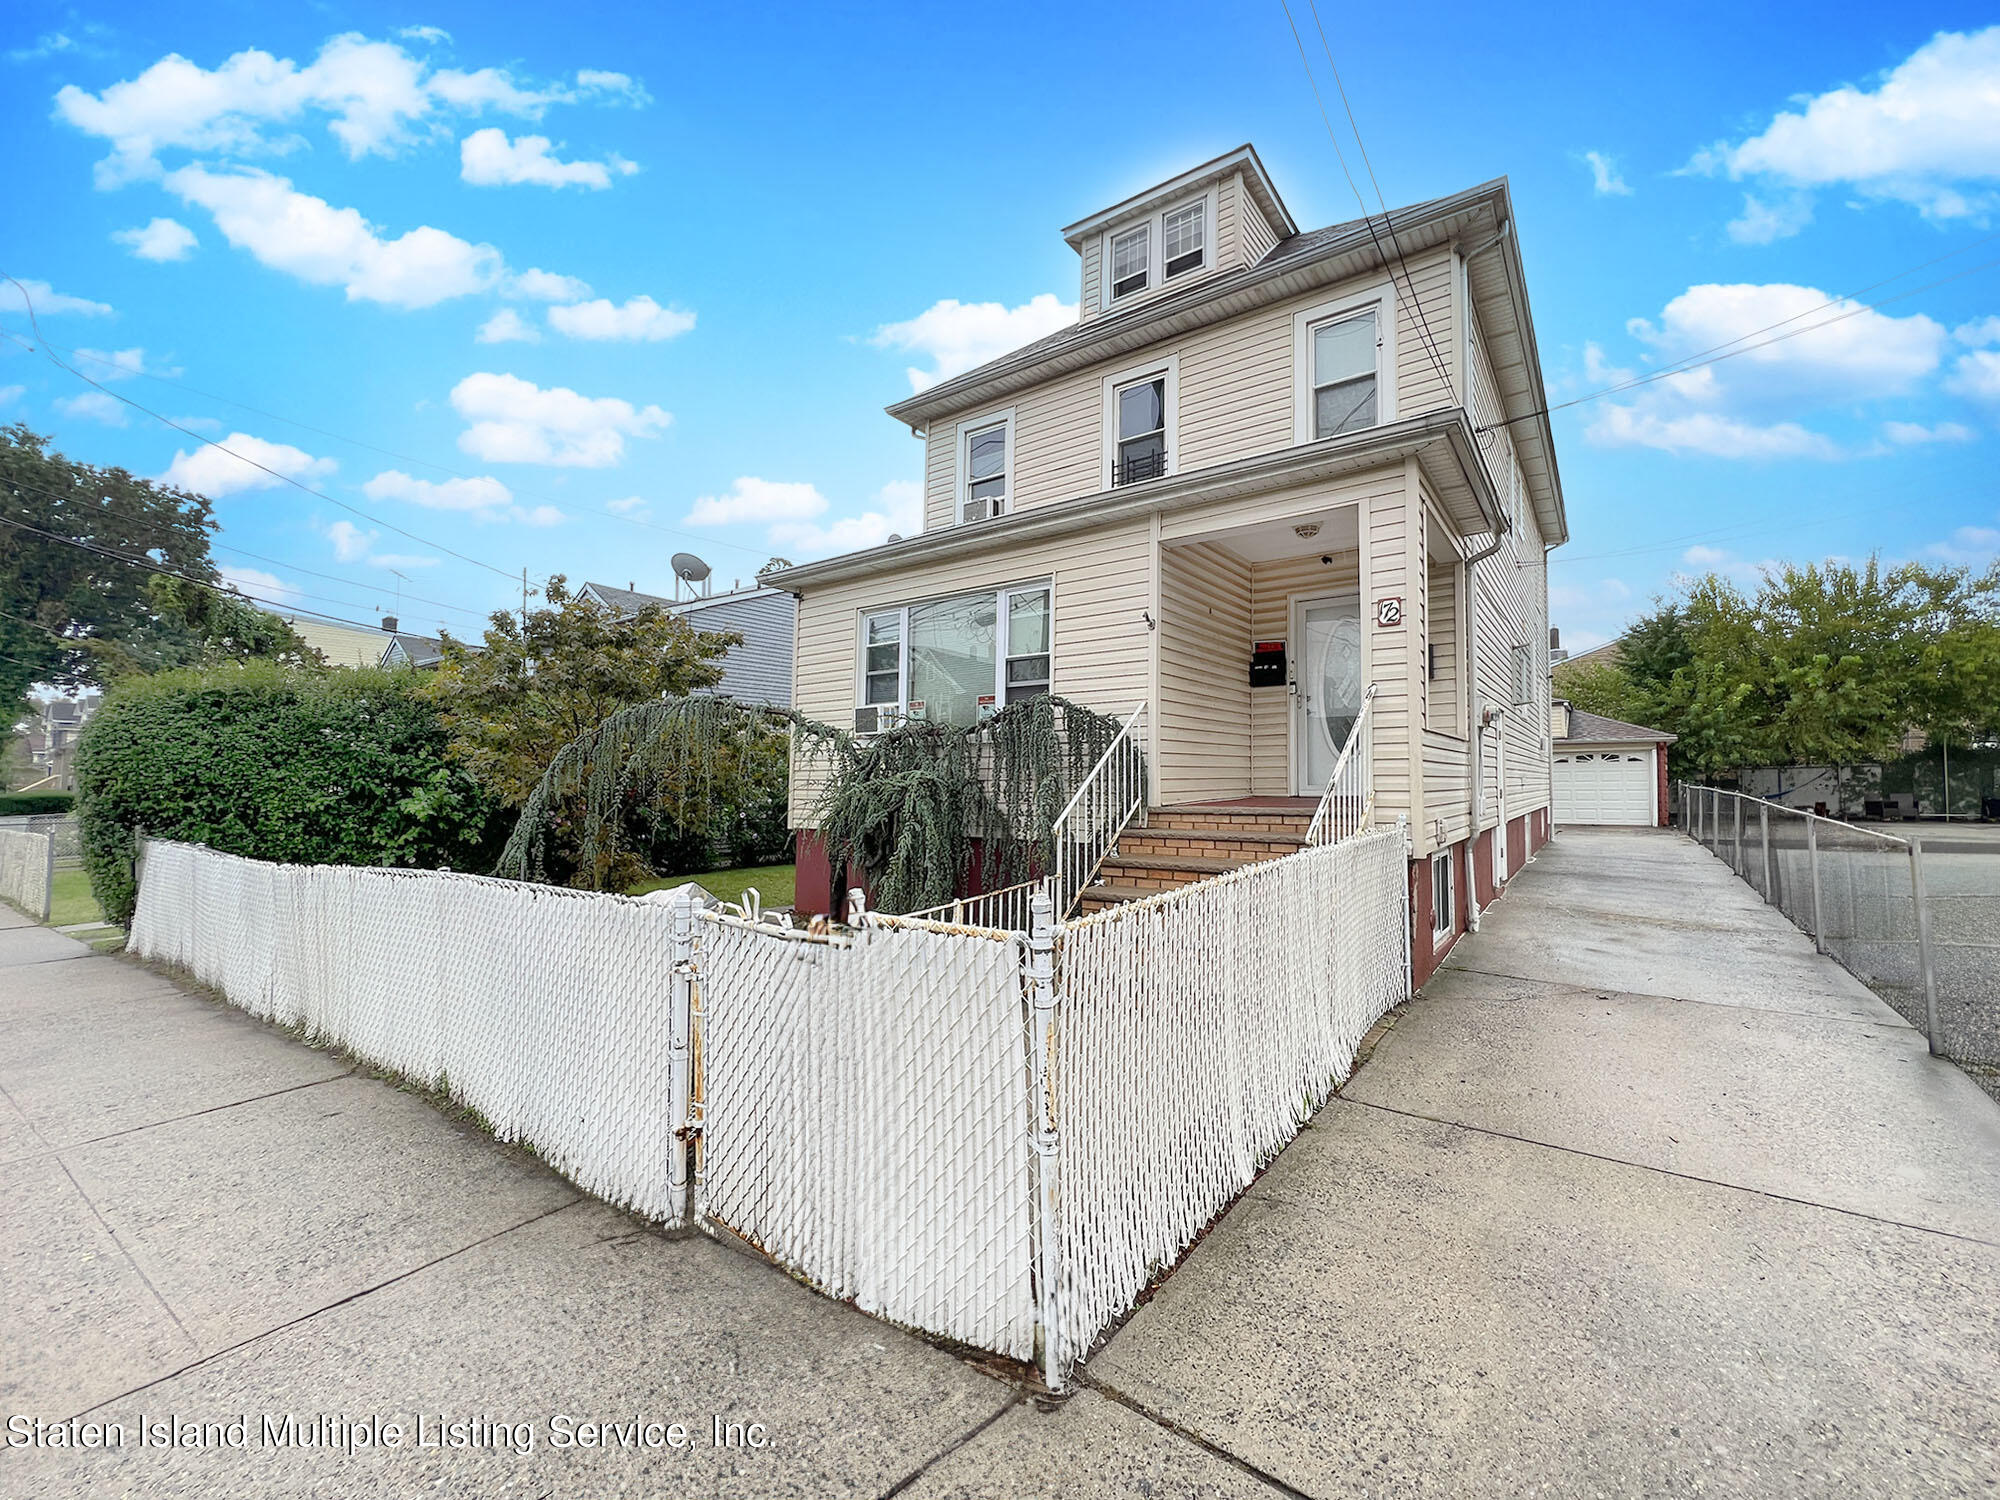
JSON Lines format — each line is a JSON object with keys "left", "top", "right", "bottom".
{"left": 5, "top": 828, "right": 1999, "bottom": 1497}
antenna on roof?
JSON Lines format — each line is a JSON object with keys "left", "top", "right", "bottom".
{"left": 671, "top": 552, "right": 712, "bottom": 600}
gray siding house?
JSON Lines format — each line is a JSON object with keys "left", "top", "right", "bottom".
{"left": 581, "top": 581, "right": 796, "bottom": 709}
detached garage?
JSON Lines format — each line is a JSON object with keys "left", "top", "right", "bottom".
{"left": 1551, "top": 702, "right": 1676, "bottom": 827}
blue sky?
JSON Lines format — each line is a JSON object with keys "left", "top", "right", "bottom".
{"left": 4, "top": 4, "right": 1998, "bottom": 651}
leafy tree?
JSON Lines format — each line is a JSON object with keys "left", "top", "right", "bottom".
{"left": 75, "top": 661, "right": 505, "bottom": 925}
{"left": 1551, "top": 659, "right": 1647, "bottom": 723}
{"left": 0, "top": 424, "right": 315, "bottom": 735}
{"left": 419, "top": 574, "right": 739, "bottom": 807}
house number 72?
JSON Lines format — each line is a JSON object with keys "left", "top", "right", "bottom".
{"left": 1375, "top": 596, "right": 1404, "bottom": 628}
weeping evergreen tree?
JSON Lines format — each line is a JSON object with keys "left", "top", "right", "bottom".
{"left": 494, "top": 692, "right": 1132, "bottom": 914}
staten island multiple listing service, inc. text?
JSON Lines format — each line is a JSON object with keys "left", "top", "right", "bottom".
{"left": 7, "top": 1412, "right": 774, "bottom": 1457}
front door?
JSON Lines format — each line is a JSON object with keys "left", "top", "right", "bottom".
{"left": 1294, "top": 593, "right": 1363, "bottom": 794}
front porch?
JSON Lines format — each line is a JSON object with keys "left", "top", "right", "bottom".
{"left": 1079, "top": 797, "right": 1318, "bottom": 913}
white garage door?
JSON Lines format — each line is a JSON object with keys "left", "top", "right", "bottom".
{"left": 1554, "top": 745, "right": 1655, "bottom": 825}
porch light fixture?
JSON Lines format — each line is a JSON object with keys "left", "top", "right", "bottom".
{"left": 1293, "top": 523, "right": 1321, "bottom": 539}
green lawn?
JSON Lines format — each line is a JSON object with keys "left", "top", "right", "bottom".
{"left": 49, "top": 867, "right": 105, "bottom": 927}
{"left": 627, "top": 862, "right": 795, "bottom": 908}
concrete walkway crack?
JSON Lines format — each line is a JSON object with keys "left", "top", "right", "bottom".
{"left": 1348, "top": 1097, "right": 2000, "bottom": 1248}
{"left": 875, "top": 1386, "right": 1025, "bottom": 1498}
{"left": 1083, "top": 1379, "right": 1314, "bottom": 1499}
{"left": 52, "top": 1155, "right": 201, "bottom": 1358}
{"left": 4, "top": 1068, "right": 358, "bottom": 1165}
{"left": 64, "top": 1196, "right": 584, "bottom": 1423}
{"left": 1440, "top": 962, "right": 1909, "bottom": 1030}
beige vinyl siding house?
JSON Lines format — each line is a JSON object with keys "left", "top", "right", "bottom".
{"left": 770, "top": 144, "right": 1568, "bottom": 980}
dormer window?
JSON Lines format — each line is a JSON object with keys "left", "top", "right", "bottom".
{"left": 1110, "top": 226, "right": 1150, "bottom": 300}
{"left": 1163, "top": 200, "right": 1205, "bottom": 277}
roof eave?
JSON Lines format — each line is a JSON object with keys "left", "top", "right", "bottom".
{"left": 887, "top": 178, "right": 1508, "bottom": 430}
{"left": 765, "top": 410, "right": 1501, "bottom": 593}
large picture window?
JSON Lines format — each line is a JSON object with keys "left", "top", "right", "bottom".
{"left": 857, "top": 583, "right": 1052, "bottom": 729}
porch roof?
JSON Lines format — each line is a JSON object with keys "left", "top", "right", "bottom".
{"left": 766, "top": 408, "right": 1502, "bottom": 593}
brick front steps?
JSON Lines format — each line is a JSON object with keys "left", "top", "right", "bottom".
{"left": 1077, "top": 805, "right": 1315, "bottom": 914}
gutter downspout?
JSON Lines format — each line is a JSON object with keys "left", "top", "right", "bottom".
{"left": 1460, "top": 528, "right": 1507, "bottom": 932}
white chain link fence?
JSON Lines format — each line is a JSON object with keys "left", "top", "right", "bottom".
{"left": 1043, "top": 824, "right": 1410, "bottom": 1379}
{"left": 0, "top": 828, "right": 56, "bottom": 919}
{"left": 127, "top": 824, "right": 1413, "bottom": 1386}
{"left": 0, "top": 813, "right": 81, "bottom": 868}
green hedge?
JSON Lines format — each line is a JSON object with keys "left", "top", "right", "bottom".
{"left": 75, "top": 662, "right": 507, "bottom": 926}
{"left": 0, "top": 792, "right": 73, "bottom": 817}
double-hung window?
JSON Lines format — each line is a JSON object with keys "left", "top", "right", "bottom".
{"left": 1163, "top": 200, "right": 1205, "bottom": 277}
{"left": 856, "top": 584, "right": 1052, "bottom": 730}
{"left": 1110, "top": 226, "right": 1150, "bottom": 300}
{"left": 1114, "top": 376, "right": 1167, "bottom": 486}
{"left": 963, "top": 422, "right": 1008, "bottom": 523}
{"left": 1311, "top": 309, "right": 1380, "bottom": 438}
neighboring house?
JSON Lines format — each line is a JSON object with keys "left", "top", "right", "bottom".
{"left": 279, "top": 611, "right": 462, "bottom": 671}
{"left": 1551, "top": 700, "right": 1674, "bottom": 827}
{"left": 1558, "top": 637, "right": 1624, "bottom": 673}
{"left": 18, "top": 693, "right": 101, "bottom": 791}
{"left": 579, "top": 581, "right": 796, "bottom": 708}
{"left": 771, "top": 145, "right": 1569, "bottom": 984}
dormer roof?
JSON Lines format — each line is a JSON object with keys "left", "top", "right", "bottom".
{"left": 1060, "top": 144, "right": 1296, "bottom": 251}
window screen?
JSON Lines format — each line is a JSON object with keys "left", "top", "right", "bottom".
{"left": 1312, "top": 310, "right": 1378, "bottom": 438}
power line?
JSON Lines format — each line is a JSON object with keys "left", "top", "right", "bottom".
{"left": 1302, "top": 0, "right": 1459, "bottom": 408}
{"left": 1480, "top": 252, "right": 2000, "bottom": 433}
{"left": 0, "top": 472, "right": 498, "bottom": 622}
{"left": 22, "top": 331, "right": 782, "bottom": 565}
{"left": 1277, "top": 0, "right": 1459, "bottom": 409}
{"left": 0, "top": 511, "right": 423, "bottom": 635}
{"left": 0, "top": 278, "right": 524, "bottom": 582}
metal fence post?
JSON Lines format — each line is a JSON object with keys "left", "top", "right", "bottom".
{"left": 1733, "top": 795, "right": 1744, "bottom": 875}
{"left": 1806, "top": 816, "right": 1826, "bottom": 954}
{"left": 1908, "top": 835, "right": 1944, "bottom": 1058}
{"left": 1025, "top": 884, "right": 1063, "bottom": 1391}
{"left": 668, "top": 885, "right": 700, "bottom": 1223}
{"left": 1758, "top": 802, "right": 1772, "bottom": 903}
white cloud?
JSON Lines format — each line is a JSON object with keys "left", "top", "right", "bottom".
{"left": 449, "top": 373, "right": 670, "bottom": 468}
{"left": 0, "top": 385, "right": 24, "bottom": 405}
{"left": 218, "top": 564, "right": 298, "bottom": 604}
{"left": 459, "top": 127, "right": 635, "bottom": 189}
{"left": 1954, "top": 316, "right": 2000, "bottom": 347}
{"left": 52, "top": 33, "right": 611, "bottom": 187}
{"left": 605, "top": 495, "right": 650, "bottom": 519}
{"left": 363, "top": 468, "right": 512, "bottom": 513}
{"left": 1926, "top": 524, "right": 2000, "bottom": 568}
{"left": 574, "top": 69, "right": 650, "bottom": 106}
{"left": 506, "top": 267, "right": 592, "bottom": 301}
{"left": 873, "top": 294, "right": 1077, "bottom": 392}
{"left": 1691, "top": 27, "right": 2000, "bottom": 231}
{"left": 1947, "top": 350, "right": 2000, "bottom": 402}
{"left": 687, "top": 478, "right": 829, "bottom": 527}
{"left": 8, "top": 32, "right": 75, "bottom": 64}
{"left": 399, "top": 25, "right": 451, "bottom": 44}
{"left": 767, "top": 481, "right": 925, "bottom": 558}
{"left": 56, "top": 391, "right": 128, "bottom": 426}
{"left": 1589, "top": 281, "right": 1956, "bottom": 459}
{"left": 475, "top": 308, "right": 539, "bottom": 344}
{"left": 1588, "top": 405, "right": 1843, "bottom": 460}
{"left": 159, "top": 431, "right": 335, "bottom": 497}
{"left": 327, "top": 517, "right": 441, "bottom": 569}
{"left": 1681, "top": 545, "right": 1732, "bottom": 567}
{"left": 1883, "top": 419, "right": 1975, "bottom": 444}
{"left": 547, "top": 295, "right": 694, "bottom": 342}
{"left": 112, "top": 216, "right": 198, "bottom": 261}
{"left": 515, "top": 504, "right": 564, "bottom": 526}
{"left": 0, "top": 279, "right": 112, "bottom": 317}
{"left": 71, "top": 346, "right": 151, "bottom": 380}
{"left": 1582, "top": 150, "right": 1631, "bottom": 196}
{"left": 166, "top": 165, "right": 501, "bottom": 309}
{"left": 1725, "top": 193, "right": 1814, "bottom": 245}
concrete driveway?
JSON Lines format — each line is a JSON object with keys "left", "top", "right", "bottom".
{"left": 5, "top": 827, "right": 1998, "bottom": 1497}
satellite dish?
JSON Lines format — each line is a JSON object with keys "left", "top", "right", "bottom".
{"left": 671, "top": 552, "right": 712, "bottom": 597}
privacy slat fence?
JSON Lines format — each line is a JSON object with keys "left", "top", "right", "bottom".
{"left": 0, "top": 827, "right": 56, "bottom": 920}
{"left": 128, "top": 820, "right": 1411, "bottom": 1387}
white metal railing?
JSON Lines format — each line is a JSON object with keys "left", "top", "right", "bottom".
{"left": 904, "top": 878, "right": 1041, "bottom": 932}
{"left": 1306, "top": 685, "right": 1378, "bottom": 846}
{"left": 1049, "top": 701, "right": 1148, "bottom": 919}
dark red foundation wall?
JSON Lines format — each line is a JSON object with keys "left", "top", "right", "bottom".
{"left": 1409, "top": 838, "right": 1472, "bottom": 990}
{"left": 793, "top": 831, "right": 835, "bottom": 919}
{"left": 1472, "top": 827, "right": 1496, "bottom": 908}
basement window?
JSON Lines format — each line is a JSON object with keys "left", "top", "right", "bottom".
{"left": 1432, "top": 849, "right": 1454, "bottom": 939}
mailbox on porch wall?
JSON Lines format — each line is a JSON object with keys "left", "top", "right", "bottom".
{"left": 1249, "top": 641, "right": 1287, "bottom": 687}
